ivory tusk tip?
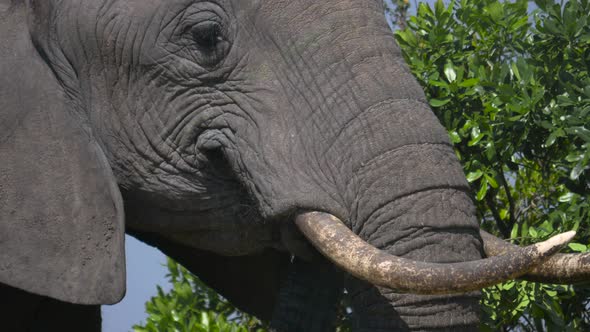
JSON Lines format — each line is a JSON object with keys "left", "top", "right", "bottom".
{"left": 564, "top": 230, "right": 576, "bottom": 239}
{"left": 554, "top": 231, "right": 577, "bottom": 245}
{"left": 536, "top": 231, "right": 576, "bottom": 253}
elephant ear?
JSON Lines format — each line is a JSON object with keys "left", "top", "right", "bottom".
{"left": 0, "top": 2, "right": 125, "bottom": 305}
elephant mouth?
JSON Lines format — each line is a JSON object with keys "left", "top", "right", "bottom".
{"left": 294, "top": 211, "right": 587, "bottom": 294}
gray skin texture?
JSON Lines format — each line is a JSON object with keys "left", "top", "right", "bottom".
{"left": 0, "top": 0, "right": 483, "bottom": 331}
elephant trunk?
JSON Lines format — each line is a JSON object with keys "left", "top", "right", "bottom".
{"left": 286, "top": 91, "right": 571, "bottom": 329}
{"left": 339, "top": 184, "right": 485, "bottom": 330}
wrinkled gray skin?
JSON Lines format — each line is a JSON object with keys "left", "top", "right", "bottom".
{"left": 0, "top": 0, "right": 483, "bottom": 331}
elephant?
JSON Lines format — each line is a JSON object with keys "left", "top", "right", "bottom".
{"left": 1, "top": 0, "right": 588, "bottom": 331}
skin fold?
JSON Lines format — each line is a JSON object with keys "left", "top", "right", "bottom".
{"left": 0, "top": 0, "right": 540, "bottom": 331}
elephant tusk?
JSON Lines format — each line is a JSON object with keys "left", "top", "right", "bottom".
{"left": 480, "top": 230, "right": 590, "bottom": 284}
{"left": 294, "top": 212, "right": 576, "bottom": 295}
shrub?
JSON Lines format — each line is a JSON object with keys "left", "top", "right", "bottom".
{"left": 395, "top": 0, "right": 589, "bottom": 330}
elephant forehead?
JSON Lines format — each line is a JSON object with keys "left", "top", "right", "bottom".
{"left": 254, "top": 0, "right": 383, "bottom": 30}
{"left": 74, "top": 0, "right": 231, "bottom": 21}
{"left": 246, "top": 0, "right": 393, "bottom": 70}
{"left": 0, "top": 2, "right": 9, "bottom": 13}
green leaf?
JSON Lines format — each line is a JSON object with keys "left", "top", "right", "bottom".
{"left": 444, "top": 62, "right": 457, "bottom": 83}
{"left": 484, "top": 173, "right": 499, "bottom": 188}
{"left": 476, "top": 177, "right": 488, "bottom": 201}
{"left": 466, "top": 170, "right": 483, "bottom": 182}
{"left": 500, "top": 209, "right": 509, "bottom": 220}
{"left": 458, "top": 78, "right": 479, "bottom": 87}
{"left": 510, "top": 223, "right": 519, "bottom": 241}
{"left": 449, "top": 130, "right": 462, "bottom": 143}
{"left": 570, "top": 161, "right": 585, "bottom": 180}
{"left": 545, "top": 129, "right": 565, "bottom": 147}
{"left": 471, "top": 126, "right": 481, "bottom": 140}
{"left": 395, "top": 30, "right": 419, "bottom": 47}
{"left": 485, "top": 1, "right": 504, "bottom": 22}
{"left": 568, "top": 243, "right": 587, "bottom": 252}
{"left": 558, "top": 192, "right": 574, "bottom": 202}
{"left": 484, "top": 142, "right": 497, "bottom": 161}
{"left": 503, "top": 281, "right": 516, "bottom": 290}
{"left": 468, "top": 133, "right": 484, "bottom": 146}
{"left": 565, "top": 152, "right": 584, "bottom": 162}
{"left": 510, "top": 62, "right": 521, "bottom": 81}
{"left": 200, "top": 312, "right": 210, "bottom": 328}
{"left": 566, "top": 126, "right": 590, "bottom": 142}
{"left": 430, "top": 98, "right": 451, "bottom": 107}
{"left": 529, "top": 227, "right": 538, "bottom": 238}
{"left": 429, "top": 79, "right": 450, "bottom": 88}
{"left": 434, "top": 0, "right": 445, "bottom": 18}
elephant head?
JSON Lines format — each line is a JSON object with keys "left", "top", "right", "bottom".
{"left": 1, "top": 0, "right": 587, "bottom": 330}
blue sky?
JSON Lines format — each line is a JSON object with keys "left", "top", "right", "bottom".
{"left": 102, "top": 236, "right": 170, "bottom": 331}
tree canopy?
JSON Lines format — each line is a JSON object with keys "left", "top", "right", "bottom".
{"left": 395, "top": 0, "right": 589, "bottom": 329}
{"left": 134, "top": 1, "right": 589, "bottom": 331}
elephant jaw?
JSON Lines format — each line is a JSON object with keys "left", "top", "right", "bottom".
{"left": 160, "top": 230, "right": 275, "bottom": 256}
{"left": 294, "top": 211, "right": 576, "bottom": 295}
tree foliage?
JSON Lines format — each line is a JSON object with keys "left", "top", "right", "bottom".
{"left": 136, "top": 1, "right": 589, "bottom": 331}
{"left": 395, "top": 0, "right": 589, "bottom": 330}
{"left": 133, "top": 259, "right": 267, "bottom": 332}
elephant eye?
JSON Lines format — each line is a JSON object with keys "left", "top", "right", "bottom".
{"left": 192, "top": 22, "right": 224, "bottom": 50}
{"left": 189, "top": 21, "right": 229, "bottom": 68}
